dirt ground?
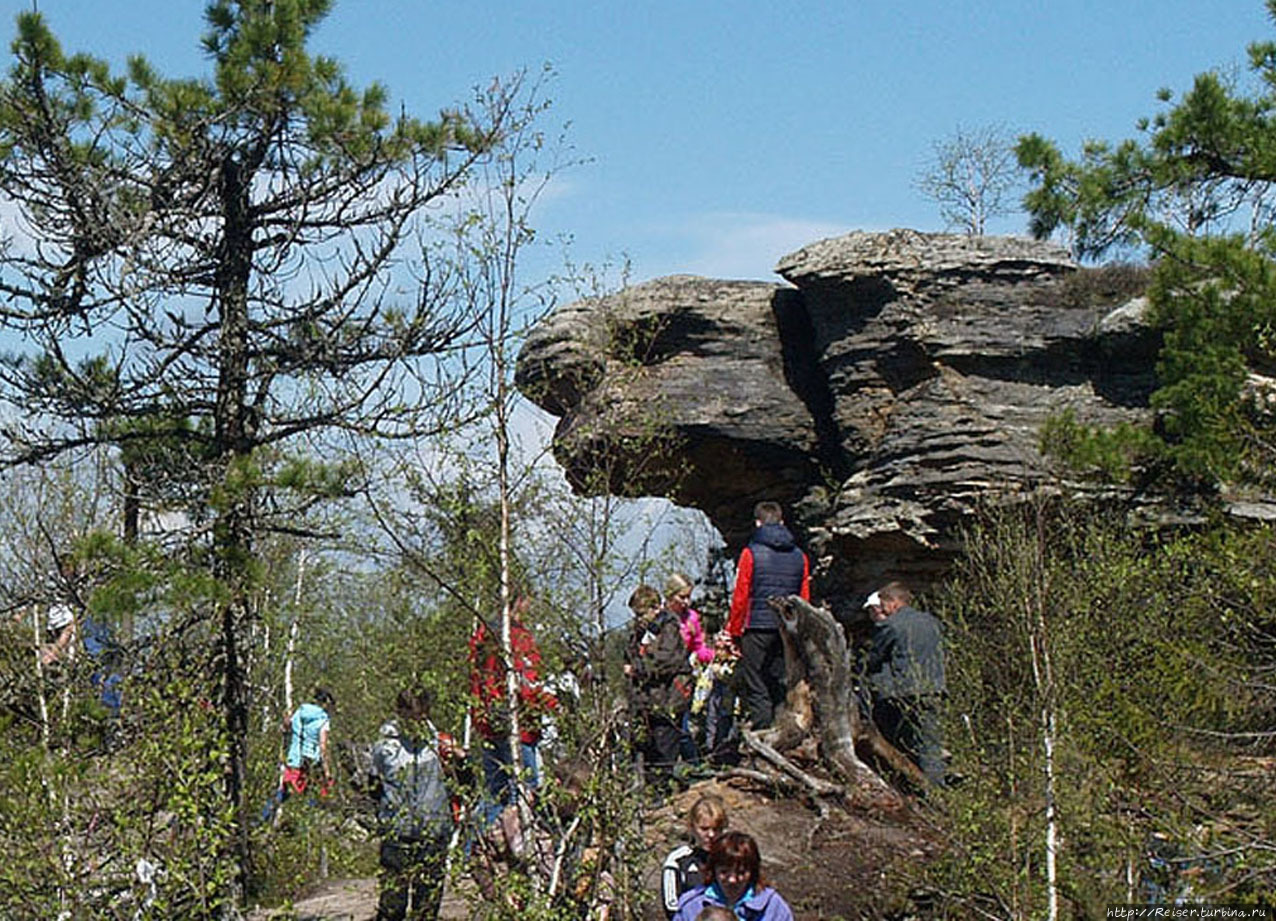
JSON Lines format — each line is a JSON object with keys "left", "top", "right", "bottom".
{"left": 247, "top": 777, "right": 940, "bottom": 921}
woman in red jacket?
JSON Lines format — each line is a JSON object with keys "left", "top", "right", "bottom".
{"left": 467, "top": 594, "right": 557, "bottom": 828}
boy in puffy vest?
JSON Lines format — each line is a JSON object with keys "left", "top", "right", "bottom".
{"left": 727, "top": 502, "right": 810, "bottom": 730}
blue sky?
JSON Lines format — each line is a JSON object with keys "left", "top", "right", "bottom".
{"left": 3, "top": 0, "right": 1273, "bottom": 284}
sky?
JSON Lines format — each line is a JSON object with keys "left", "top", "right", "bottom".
{"left": 2, "top": 0, "right": 1272, "bottom": 285}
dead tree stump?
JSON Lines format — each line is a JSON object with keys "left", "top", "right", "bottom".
{"left": 751, "top": 595, "right": 924, "bottom": 807}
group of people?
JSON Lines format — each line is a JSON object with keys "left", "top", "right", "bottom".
{"left": 263, "top": 497, "right": 950, "bottom": 919}
{"left": 626, "top": 498, "right": 948, "bottom": 791}
{"left": 23, "top": 489, "right": 945, "bottom": 919}
{"left": 265, "top": 593, "right": 561, "bottom": 921}
{"left": 625, "top": 501, "right": 812, "bottom": 785}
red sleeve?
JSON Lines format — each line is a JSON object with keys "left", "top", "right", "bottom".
{"left": 800, "top": 552, "right": 811, "bottom": 601}
{"left": 514, "top": 624, "right": 558, "bottom": 712}
{"left": 727, "top": 547, "right": 754, "bottom": 637}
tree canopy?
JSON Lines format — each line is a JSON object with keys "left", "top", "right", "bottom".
{"left": 916, "top": 123, "right": 1021, "bottom": 236}
{"left": 1018, "top": 0, "right": 1276, "bottom": 487}
{"left": 0, "top": 0, "right": 496, "bottom": 468}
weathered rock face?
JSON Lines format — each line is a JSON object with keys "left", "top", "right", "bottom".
{"left": 516, "top": 230, "right": 1160, "bottom": 610}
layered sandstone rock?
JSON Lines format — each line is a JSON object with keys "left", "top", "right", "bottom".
{"left": 516, "top": 230, "right": 1163, "bottom": 609}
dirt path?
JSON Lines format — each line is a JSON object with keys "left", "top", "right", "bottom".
{"left": 247, "top": 778, "right": 938, "bottom": 920}
{"left": 247, "top": 876, "right": 473, "bottom": 920}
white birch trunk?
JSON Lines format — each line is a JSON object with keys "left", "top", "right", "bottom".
{"left": 33, "top": 605, "right": 50, "bottom": 750}
{"left": 283, "top": 548, "right": 307, "bottom": 716}
{"left": 1029, "top": 613, "right": 1059, "bottom": 921}
{"left": 1042, "top": 705, "right": 1059, "bottom": 921}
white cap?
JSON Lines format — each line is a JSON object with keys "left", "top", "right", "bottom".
{"left": 47, "top": 602, "right": 76, "bottom": 631}
{"left": 862, "top": 591, "right": 881, "bottom": 609}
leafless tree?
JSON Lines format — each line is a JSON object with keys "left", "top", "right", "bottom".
{"left": 916, "top": 124, "right": 1022, "bottom": 235}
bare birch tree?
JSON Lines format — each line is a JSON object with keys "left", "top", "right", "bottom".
{"left": 916, "top": 124, "right": 1021, "bottom": 235}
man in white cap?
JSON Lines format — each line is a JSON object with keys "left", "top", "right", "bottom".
{"left": 863, "top": 581, "right": 946, "bottom": 787}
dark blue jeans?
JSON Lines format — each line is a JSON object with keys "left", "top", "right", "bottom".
{"left": 479, "top": 736, "right": 539, "bottom": 827}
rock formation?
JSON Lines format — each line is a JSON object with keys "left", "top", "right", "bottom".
{"left": 515, "top": 229, "right": 1162, "bottom": 612}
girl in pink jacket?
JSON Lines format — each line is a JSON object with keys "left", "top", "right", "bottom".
{"left": 666, "top": 573, "right": 714, "bottom": 665}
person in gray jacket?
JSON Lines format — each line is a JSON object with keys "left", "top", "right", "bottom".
{"left": 865, "top": 581, "right": 946, "bottom": 787}
{"left": 368, "top": 688, "right": 456, "bottom": 921}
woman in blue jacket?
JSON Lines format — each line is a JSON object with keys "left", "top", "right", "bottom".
{"left": 671, "top": 830, "right": 794, "bottom": 921}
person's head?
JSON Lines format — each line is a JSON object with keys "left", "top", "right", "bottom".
{"left": 877, "top": 581, "right": 912, "bottom": 617}
{"left": 706, "top": 830, "right": 763, "bottom": 906}
{"left": 549, "top": 757, "right": 593, "bottom": 820}
{"left": 628, "top": 584, "right": 661, "bottom": 621}
{"left": 665, "top": 573, "right": 693, "bottom": 613}
{"left": 862, "top": 590, "right": 885, "bottom": 623}
{"left": 753, "top": 500, "right": 783, "bottom": 526}
{"left": 695, "top": 907, "right": 736, "bottom": 921}
{"left": 313, "top": 687, "right": 335, "bottom": 711}
{"left": 394, "top": 687, "right": 431, "bottom": 727}
{"left": 687, "top": 794, "right": 728, "bottom": 851}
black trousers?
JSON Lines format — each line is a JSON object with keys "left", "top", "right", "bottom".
{"left": 644, "top": 711, "right": 689, "bottom": 781}
{"left": 377, "top": 831, "right": 449, "bottom": 921}
{"left": 739, "top": 629, "right": 786, "bottom": 729}
{"left": 872, "top": 694, "right": 945, "bottom": 787}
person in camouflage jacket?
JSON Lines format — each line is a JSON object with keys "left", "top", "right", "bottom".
{"left": 625, "top": 584, "right": 695, "bottom": 784}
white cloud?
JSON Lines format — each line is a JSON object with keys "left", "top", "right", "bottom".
{"left": 0, "top": 193, "right": 45, "bottom": 261}
{"left": 674, "top": 211, "right": 856, "bottom": 281}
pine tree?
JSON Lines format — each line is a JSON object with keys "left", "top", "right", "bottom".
{"left": 0, "top": 1, "right": 519, "bottom": 899}
{"left": 1017, "top": 0, "right": 1276, "bottom": 487}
